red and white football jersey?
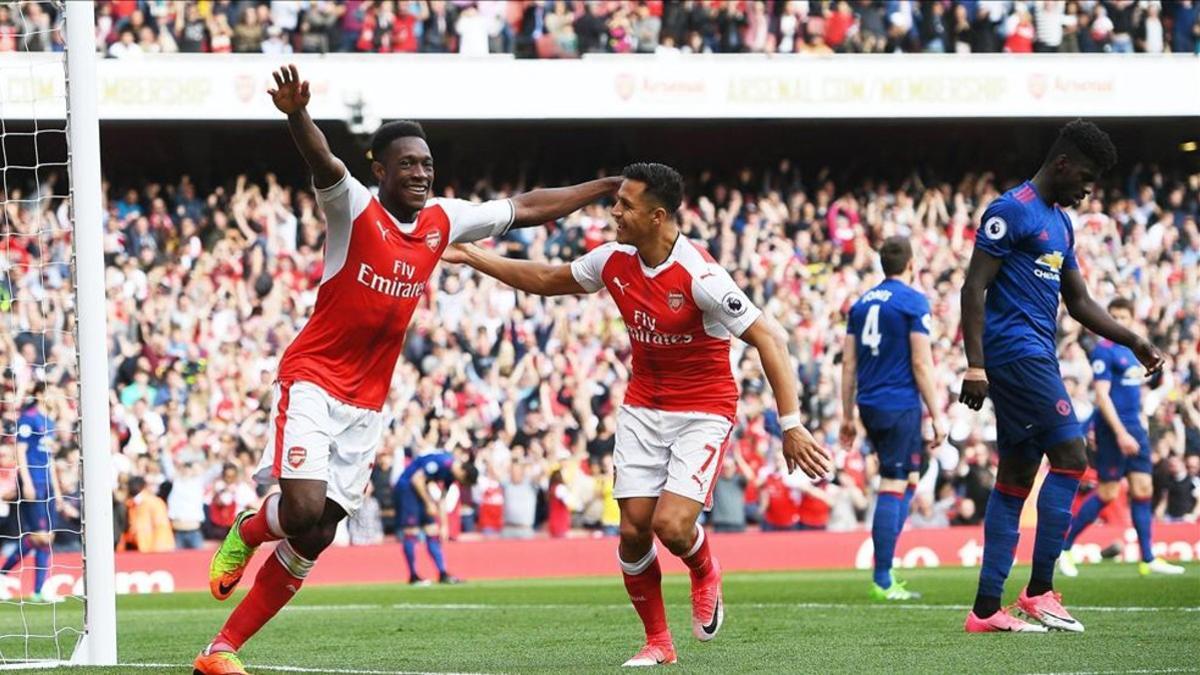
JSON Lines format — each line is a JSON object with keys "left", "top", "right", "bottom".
{"left": 570, "top": 236, "right": 761, "bottom": 420}
{"left": 278, "top": 171, "right": 514, "bottom": 411}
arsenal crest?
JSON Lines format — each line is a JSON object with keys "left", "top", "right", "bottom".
{"left": 425, "top": 230, "right": 442, "bottom": 251}
{"left": 287, "top": 446, "right": 307, "bottom": 469}
{"left": 667, "top": 290, "right": 685, "bottom": 311}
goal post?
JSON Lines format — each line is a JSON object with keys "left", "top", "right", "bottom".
{"left": 64, "top": 0, "right": 116, "bottom": 664}
{"left": 0, "top": 0, "right": 114, "bottom": 667}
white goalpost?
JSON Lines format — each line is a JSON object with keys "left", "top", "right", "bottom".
{"left": 64, "top": 0, "right": 117, "bottom": 664}
{"left": 0, "top": 0, "right": 115, "bottom": 667}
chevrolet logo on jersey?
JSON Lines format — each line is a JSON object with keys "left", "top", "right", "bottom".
{"left": 1033, "top": 251, "right": 1065, "bottom": 281}
{"left": 1120, "top": 365, "right": 1144, "bottom": 386}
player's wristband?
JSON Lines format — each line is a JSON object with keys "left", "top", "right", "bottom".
{"left": 780, "top": 412, "right": 802, "bottom": 432}
{"left": 964, "top": 367, "right": 987, "bottom": 381}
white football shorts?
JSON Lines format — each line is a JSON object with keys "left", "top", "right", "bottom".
{"left": 254, "top": 380, "right": 384, "bottom": 517}
{"left": 612, "top": 404, "right": 734, "bottom": 507}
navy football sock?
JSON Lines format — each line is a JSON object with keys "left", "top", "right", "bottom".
{"left": 425, "top": 536, "right": 447, "bottom": 575}
{"left": 402, "top": 535, "right": 419, "bottom": 578}
{"left": 33, "top": 545, "right": 50, "bottom": 595}
{"left": 974, "top": 484, "right": 1028, "bottom": 617}
{"left": 1064, "top": 492, "right": 1107, "bottom": 550}
{"left": 1131, "top": 498, "right": 1154, "bottom": 563}
{"left": 872, "top": 491, "right": 904, "bottom": 588}
{"left": 1029, "top": 469, "right": 1082, "bottom": 594}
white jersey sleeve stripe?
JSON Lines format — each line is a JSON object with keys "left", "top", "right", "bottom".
{"left": 316, "top": 170, "right": 373, "bottom": 284}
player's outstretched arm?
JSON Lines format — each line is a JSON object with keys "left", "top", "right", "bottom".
{"left": 267, "top": 64, "right": 345, "bottom": 189}
{"left": 509, "top": 177, "right": 622, "bottom": 229}
{"left": 1061, "top": 269, "right": 1163, "bottom": 374}
{"left": 958, "top": 248, "right": 1004, "bottom": 410}
{"left": 443, "top": 243, "right": 586, "bottom": 296}
{"left": 740, "top": 317, "right": 832, "bottom": 479}
{"left": 838, "top": 334, "right": 858, "bottom": 448}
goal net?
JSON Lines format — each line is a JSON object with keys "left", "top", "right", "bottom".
{"left": 0, "top": 1, "right": 114, "bottom": 667}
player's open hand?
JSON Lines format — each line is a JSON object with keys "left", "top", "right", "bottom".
{"left": 268, "top": 64, "right": 310, "bottom": 115}
{"left": 783, "top": 425, "right": 832, "bottom": 479}
{"left": 838, "top": 419, "right": 856, "bottom": 449}
{"left": 1117, "top": 431, "right": 1141, "bottom": 457}
{"left": 959, "top": 368, "right": 988, "bottom": 411}
{"left": 930, "top": 416, "right": 948, "bottom": 448}
{"left": 1133, "top": 338, "right": 1164, "bottom": 376}
{"left": 441, "top": 243, "right": 473, "bottom": 265}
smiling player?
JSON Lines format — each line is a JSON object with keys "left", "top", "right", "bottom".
{"left": 193, "top": 65, "right": 623, "bottom": 675}
{"left": 445, "top": 162, "right": 831, "bottom": 667}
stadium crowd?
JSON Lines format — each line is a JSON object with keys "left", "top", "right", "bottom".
{"left": 1, "top": 138, "right": 1198, "bottom": 552}
{"left": 4, "top": 1, "right": 1200, "bottom": 57}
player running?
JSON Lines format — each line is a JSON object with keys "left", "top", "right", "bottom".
{"left": 444, "top": 162, "right": 831, "bottom": 667}
{"left": 1, "top": 384, "right": 63, "bottom": 602}
{"left": 1059, "top": 298, "right": 1184, "bottom": 578}
{"left": 840, "top": 237, "right": 946, "bottom": 602}
{"left": 193, "top": 65, "right": 623, "bottom": 675}
{"left": 394, "top": 449, "right": 477, "bottom": 585}
{"left": 959, "top": 120, "right": 1163, "bottom": 634}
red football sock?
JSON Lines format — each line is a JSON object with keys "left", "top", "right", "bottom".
{"left": 681, "top": 525, "right": 713, "bottom": 580}
{"left": 621, "top": 548, "right": 670, "bottom": 644}
{"left": 239, "top": 494, "right": 284, "bottom": 548}
{"left": 215, "top": 541, "right": 312, "bottom": 651}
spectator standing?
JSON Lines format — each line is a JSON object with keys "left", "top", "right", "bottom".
{"left": 124, "top": 476, "right": 174, "bottom": 553}
{"left": 1034, "top": 0, "right": 1066, "bottom": 52}
{"left": 262, "top": 25, "right": 292, "bottom": 55}
{"left": 710, "top": 456, "right": 751, "bottom": 533}
{"left": 456, "top": 3, "right": 490, "bottom": 56}
{"left": 501, "top": 459, "right": 538, "bottom": 538}
{"left": 1135, "top": 2, "right": 1165, "bottom": 54}
{"left": 161, "top": 447, "right": 213, "bottom": 550}
{"left": 231, "top": 6, "right": 264, "bottom": 53}
{"left": 173, "top": 4, "right": 208, "bottom": 54}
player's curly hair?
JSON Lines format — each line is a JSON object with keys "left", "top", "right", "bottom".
{"left": 1054, "top": 119, "right": 1118, "bottom": 173}
{"left": 369, "top": 120, "right": 427, "bottom": 162}
{"left": 622, "top": 162, "right": 683, "bottom": 215}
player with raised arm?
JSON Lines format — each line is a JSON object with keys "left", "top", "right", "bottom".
{"left": 840, "top": 237, "right": 946, "bottom": 602}
{"left": 959, "top": 120, "right": 1164, "bottom": 634}
{"left": 1059, "top": 298, "right": 1184, "bottom": 578}
{"left": 193, "top": 65, "right": 622, "bottom": 675}
{"left": 444, "top": 162, "right": 831, "bottom": 667}
{"left": 394, "top": 448, "right": 478, "bottom": 585}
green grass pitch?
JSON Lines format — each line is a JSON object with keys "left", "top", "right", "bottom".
{"left": 4, "top": 562, "right": 1198, "bottom": 673}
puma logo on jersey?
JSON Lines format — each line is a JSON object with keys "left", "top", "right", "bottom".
{"left": 612, "top": 276, "right": 630, "bottom": 295}
{"left": 375, "top": 220, "right": 390, "bottom": 241}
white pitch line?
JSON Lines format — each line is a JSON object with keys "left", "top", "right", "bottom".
{"left": 115, "top": 601, "right": 1200, "bottom": 615}
{"left": 1025, "top": 669, "right": 1197, "bottom": 675}
{"left": 114, "top": 663, "right": 486, "bottom": 675}
{"left": 1027, "top": 662, "right": 1195, "bottom": 667}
